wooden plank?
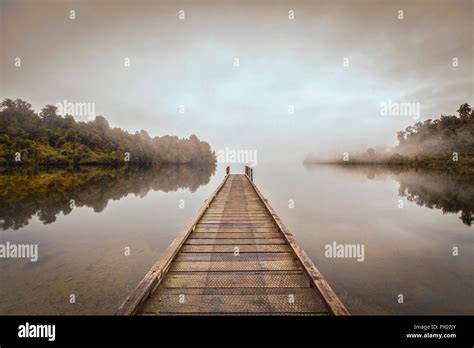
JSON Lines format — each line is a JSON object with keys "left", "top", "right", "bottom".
{"left": 200, "top": 217, "right": 272, "bottom": 220}
{"left": 203, "top": 211, "right": 268, "bottom": 213}
{"left": 161, "top": 271, "right": 311, "bottom": 288}
{"left": 140, "top": 289, "right": 329, "bottom": 314}
{"left": 174, "top": 252, "right": 296, "bottom": 262}
{"left": 184, "top": 238, "right": 287, "bottom": 245}
{"left": 199, "top": 221, "right": 273, "bottom": 224}
{"left": 204, "top": 210, "right": 268, "bottom": 213}
{"left": 180, "top": 244, "right": 292, "bottom": 253}
{"left": 202, "top": 216, "right": 270, "bottom": 219}
{"left": 194, "top": 227, "right": 279, "bottom": 233}
{"left": 152, "top": 287, "right": 323, "bottom": 295}
{"left": 169, "top": 260, "right": 302, "bottom": 272}
{"left": 197, "top": 222, "right": 275, "bottom": 226}
{"left": 189, "top": 232, "right": 282, "bottom": 239}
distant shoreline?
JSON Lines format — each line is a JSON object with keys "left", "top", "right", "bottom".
{"left": 303, "top": 156, "right": 474, "bottom": 174}
{"left": 0, "top": 162, "right": 217, "bottom": 173}
{"left": 305, "top": 103, "right": 474, "bottom": 174}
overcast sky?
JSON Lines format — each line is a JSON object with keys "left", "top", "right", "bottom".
{"left": 1, "top": 0, "right": 472, "bottom": 163}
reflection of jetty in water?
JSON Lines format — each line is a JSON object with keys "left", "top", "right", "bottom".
{"left": 304, "top": 164, "right": 474, "bottom": 227}
{"left": 0, "top": 164, "right": 216, "bottom": 230}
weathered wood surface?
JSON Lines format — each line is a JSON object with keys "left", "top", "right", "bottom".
{"left": 118, "top": 170, "right": 349, "bottom": 316}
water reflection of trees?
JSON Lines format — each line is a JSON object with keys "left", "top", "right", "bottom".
{"left": 304, "top": 164, "right": 474, "bottom": 226}
{"left": 0, "top": 164, "right": 215, "bottom": 230}
{"left": 396, "top": 171, "right": 474, "bottom": 226}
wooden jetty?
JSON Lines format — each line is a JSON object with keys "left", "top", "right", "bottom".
{"left": 117, "top": 167, "right": 349, "bottom": 315}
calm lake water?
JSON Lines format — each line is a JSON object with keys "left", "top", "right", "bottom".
{"left": 0, "top": 163, "right": 473, "bottom": 315}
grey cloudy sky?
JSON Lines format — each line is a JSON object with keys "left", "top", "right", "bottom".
{"left": 1, "top": 0, "right": 472, "bottom": 163}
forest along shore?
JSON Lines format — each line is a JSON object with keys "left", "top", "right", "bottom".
{"left": 304, "top": 103, "right": 474, "bottom": 173}
{"left": 0, "top": 98, "right": 216, "bottom": 167}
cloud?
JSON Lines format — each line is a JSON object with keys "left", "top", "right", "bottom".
{"left": 1, "top": 0, "right": 472, "bottom": 163}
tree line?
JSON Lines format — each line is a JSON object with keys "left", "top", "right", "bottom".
{"left": 0, "top": 99, "right": 216, "bottom": 166}
{"left": 395, "top": 103, "right": 474, "bottom": 155}
{"left": 304, "top": 103, "right": 474, "bottom": 168}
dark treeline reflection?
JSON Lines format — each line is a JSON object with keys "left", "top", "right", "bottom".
{"left": 304, "top": 164, "right": 474, "bottom": 227}
{"left": 0, "top": 164, "right": 215, "bottom": 230}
